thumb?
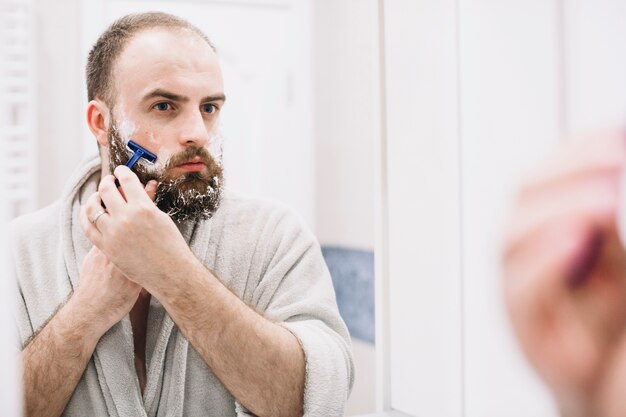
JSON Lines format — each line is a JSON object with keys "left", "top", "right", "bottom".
{"left": 145, "top": 180, "right": 158, "bottom": 202}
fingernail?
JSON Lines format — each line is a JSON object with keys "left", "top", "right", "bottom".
{"left": 567, "top": 230, "right": 603, "bottom": 288}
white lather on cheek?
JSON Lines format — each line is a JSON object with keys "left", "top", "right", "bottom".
{"left": 115, "top": 112, "right": 138, "bottom": 144}
{"left": 147, "top": 131, "right": 158, "bottom": 147}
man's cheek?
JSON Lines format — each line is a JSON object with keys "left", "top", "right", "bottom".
{"left": 138, "top": 133, "right": 170, "bottom": 168}
{"left": 207, "top": 130, "right": 224, "bottom": 162}
{"left": 146, "top": 132, "right": 160, "bottom": 149}
{"left": 156, "top": 148, "right": 174, "bottom": 168}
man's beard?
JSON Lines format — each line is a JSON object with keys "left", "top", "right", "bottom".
{"left": 107, "top": 119, "right": 224, "bottom": 223}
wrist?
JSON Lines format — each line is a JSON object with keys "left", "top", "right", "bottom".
{"left": 64, "top": 291, "right": 113, "bottom": 343}
{"left": 146, "top": 252, "right": 206, "bottom": 299}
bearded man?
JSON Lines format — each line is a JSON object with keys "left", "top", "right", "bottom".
{"left": 10, "top": 12, "right": 353, "bottom": 417}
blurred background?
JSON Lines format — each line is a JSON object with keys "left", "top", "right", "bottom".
{"left": 3, "top": 1, "right": 626, "bottom": 417}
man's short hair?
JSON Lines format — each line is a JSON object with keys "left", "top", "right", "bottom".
{"left": 86, "top": 12, "right": 215, "bottom": 106}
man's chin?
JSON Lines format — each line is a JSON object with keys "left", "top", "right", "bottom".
{"left": 154, "top": 176, "right": 223, "bottom": 223}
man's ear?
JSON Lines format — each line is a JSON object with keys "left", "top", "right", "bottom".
{"left": 86, "top": 99, "right": 111, "bottom": 148}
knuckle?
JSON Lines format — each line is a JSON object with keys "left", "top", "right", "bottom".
{"left": 85, "top": 226, "right": 96, "bottom": 242}
{"left": 135, "top": 205, "right": 152, "bottom": 218}
{"left": 115, "top": 215, "right": 132, "bottom": 233}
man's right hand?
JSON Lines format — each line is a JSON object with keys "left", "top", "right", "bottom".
{"left": 73, "top": 177, "right": 157, "bottom": 337}
{"left": 20, "top": 247, "right": 138, "bottom": 417}
{"left": 73, "top": 246, "right": 142, "bottom": 337}
{"left": 503, "top": 132, "right": 626, "bottom": 417}
{"left": 20, "top": 180, "right": 157, "bottom": 417}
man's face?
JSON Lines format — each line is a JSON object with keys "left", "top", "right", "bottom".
{"left": 106, "top": 28, "right": 226, "bottom": 222}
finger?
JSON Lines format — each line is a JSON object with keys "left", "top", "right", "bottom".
{"left": 80, "top": 200, "right": 104, "bottom": 248}
{"left": 82, "top": 192, "right": 105, "bottom": 233}
{"left": 99, "top": 174, "right": 126, "bottom": 214}
{"left": 145, "top": 180, "right": 158, "bottom": 202}
{"left": 504, "top": 214, "right": 599, "bottom": 297}
{"left": 82, "top": 190, "right": 116, "bottom": 239}
{"left": 503, "top": 216, "right": 601, "bottom": 380}
{"left": 504, "top": 171, "right": 620, "bottom": 259}
{"left": 572, "top": 230, "right": 626, "bottom": 337}
{"left": 519, "top": 131, "right": 626, "bottom": 203}
{"left": 114, "top": 165, "right": 153, "bottom": 204}
{"left": 504, "top": 183, "right": 625, "bottom": 320}
{"left": 504, "top": 220, "right": 626, "bottom": 392}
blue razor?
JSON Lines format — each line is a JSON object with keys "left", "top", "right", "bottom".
{"left": 110, "top": 140, "right": 158, "bottom": 190}
{"left": 125, "top": 140, "right": 157, "bottom": 168}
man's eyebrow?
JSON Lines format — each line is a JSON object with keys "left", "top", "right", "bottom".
{"left": 141, "top": 89, "right": 226, "bottom": 103}
{"left": 201, "top": 93, "right": 226, "bottom": 103}
{"left": 142, "top": 89, "right": 188, "bottom": 103}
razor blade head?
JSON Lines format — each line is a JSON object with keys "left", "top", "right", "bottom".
{"left": 127, "top": 140, "right": 157, "bottom": 164}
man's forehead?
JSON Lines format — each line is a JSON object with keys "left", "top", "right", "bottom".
{"left": 113, "top": 28, "right": 222, "bottom": 99}
{"left": 118, "top": 27, "right": 216, "bottom": 65}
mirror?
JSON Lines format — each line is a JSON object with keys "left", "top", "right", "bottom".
{"left": 2, "top": 1, "right": 378, "bottom": 416}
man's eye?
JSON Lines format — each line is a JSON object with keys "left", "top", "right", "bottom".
{"left": 202, "top": 103, "right": 217, "bottom": 114}
{"left": 154, "top": 102, "right": 171, "bottom": 111}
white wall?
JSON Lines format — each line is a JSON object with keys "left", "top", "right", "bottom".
{"left": 0, "top": 175, "right": 21, "bottom": 417}
{"left": 380, "top": 0, "right": 559, "bottom": 415}
{"left": 313, "top": 2, "right": 378, "bottom": 415}
{"left": 314, "top": 0, "right": 376, "bottom": 251}
{"left": 0, "top": 89, "right": 22, "bottom": 417}
{"left": 382, "top": 0, "right": 463, "bottom": 415}
{"left": 0, "top": 2, "right": 22, "bottom": 408}
{"left": 564, "top": 0, "right": 626, "bottom": 134}
{"left": 459, "top": 1, "right": 561, "bottom": 416}
{"left": 34, "top": 0, "right": 84, "bottom": 208}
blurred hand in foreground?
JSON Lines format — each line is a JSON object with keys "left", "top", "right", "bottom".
{"left": 503, "top": 132, "right": 626, "bottom": 417}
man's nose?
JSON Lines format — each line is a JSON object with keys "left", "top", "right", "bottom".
{"left": 178, "top": 110, "right": 210, "bottom": 148}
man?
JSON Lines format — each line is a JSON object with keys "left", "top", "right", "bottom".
{"left": 503, "top": 132, "right": 626, "bottom": 417}
{"left": 11, "top": 12, "right": 353, "bottom": 417}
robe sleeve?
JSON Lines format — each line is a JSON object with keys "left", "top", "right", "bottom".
{"left": 249, "top": 207, "right": 355, "bottom": 417}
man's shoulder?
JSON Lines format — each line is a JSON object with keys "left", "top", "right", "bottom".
{"left": 9, "top": 200, "right": 62, "bottom": 243}
{"left": 216, "top": 189, "right": 314, "bottom": 240}
{"left": 220, "top": 189, "right": 294, "bottom": 217}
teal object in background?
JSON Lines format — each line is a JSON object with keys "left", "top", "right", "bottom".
{"left": 321, "top": 246, "right": 375, "bottom": 344}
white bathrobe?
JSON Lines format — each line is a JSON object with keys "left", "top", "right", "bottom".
{"left": 10, "top": 156, "right": 354, "bottom": 417}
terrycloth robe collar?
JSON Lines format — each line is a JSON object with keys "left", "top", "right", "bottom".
{"left": 60, "top": 155, "right": 214, "bottom": 417}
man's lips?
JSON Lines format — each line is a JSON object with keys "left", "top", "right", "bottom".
{"left": 175, "top": 157, "right": 206, "bottom": 172}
